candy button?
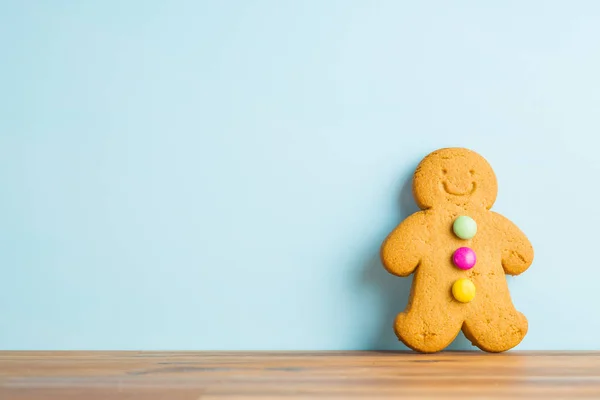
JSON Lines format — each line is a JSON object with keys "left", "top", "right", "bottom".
{"left": 452, "top": 247, "right": 476, "bottom": 270}
{"left": 453, "top": 216, "right": 477, "bottom": 239}
{"left": 452, "top": 278, "right": 476, "bottom": 303}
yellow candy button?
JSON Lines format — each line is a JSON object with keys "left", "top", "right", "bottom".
{"left": 452, "top": 278, "right": 476, "bottom": 303}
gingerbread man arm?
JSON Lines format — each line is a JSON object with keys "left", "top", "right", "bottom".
{"left": 491, "top": 212, "right": 534, "bottom": 275}
{"left": 380, "top": 211, "right": 428, "bottom": 277}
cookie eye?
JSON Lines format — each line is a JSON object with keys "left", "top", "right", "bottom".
{"left": 469, "top": 169, "right": 475, "bottom": 176}
{"left": 442, "top": 169, "right": 448, "bottom": 174}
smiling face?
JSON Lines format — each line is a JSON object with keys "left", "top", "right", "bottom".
{"left": 412, "top": 148, "right": 498, "bottom": 210}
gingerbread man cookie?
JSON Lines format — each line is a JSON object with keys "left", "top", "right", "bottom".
{"left": 380, "top": 147, "right": 533, "bottom": 353}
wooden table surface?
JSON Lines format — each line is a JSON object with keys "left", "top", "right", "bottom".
{"left": 1, "top": 351, "right": 599, "bottom": 399}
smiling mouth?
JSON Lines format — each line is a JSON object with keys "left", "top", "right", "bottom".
{"left": 442, "top": 181, "right": 477, "bottom": 196}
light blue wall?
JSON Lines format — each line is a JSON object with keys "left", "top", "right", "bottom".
{"left": 2, "top": 1, "right": 600, "bottom": 350}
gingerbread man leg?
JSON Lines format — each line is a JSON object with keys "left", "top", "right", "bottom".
{"left": 462, "top": 302, "right": 528, "bottom": 353}
{"left": 395, "top": 308, "right": 463, "bottom": 353}
{"left": 394, "top": 275, "right": 463, "bottom": 353}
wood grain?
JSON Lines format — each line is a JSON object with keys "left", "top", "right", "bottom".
{"left": 1, "top": 351, "right": 599, "bottom": 399}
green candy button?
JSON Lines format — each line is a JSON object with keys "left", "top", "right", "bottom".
{"left": 453, "top": 216, "right": 477, "bottom": 240}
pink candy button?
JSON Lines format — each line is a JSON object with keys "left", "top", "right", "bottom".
{"left": 452, "top": 247, "right": 476, "bottom": 270}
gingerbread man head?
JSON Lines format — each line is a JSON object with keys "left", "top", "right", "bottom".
{"left": 413, "top": 147, "right": 498, "bottom": 210}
